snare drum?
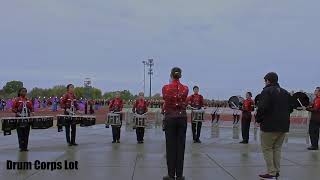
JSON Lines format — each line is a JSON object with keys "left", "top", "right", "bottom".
{"left": 191, "top": 110, "right": 205, "bottom": 122}
{"left": 106, "top": 113, "right": 121, "bottom": 126}
{"left": 134, "top": 114, "right": 147, "bottom": 127}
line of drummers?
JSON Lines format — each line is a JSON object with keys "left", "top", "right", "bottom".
{"left": 0, "top": 84, "right": 97, "bottom": 152}
{"left": 2, "top": 83, "right": 320, "bottom": 152}
{"left": 1, "top": 83, "right": 211, "bottom": 151}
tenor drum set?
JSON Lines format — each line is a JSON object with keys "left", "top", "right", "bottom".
{"left": 1, "top": 116, "right": 54, "bottom": 136}
{"left": 1, "top": 115, "right": 96, "bottom": 135}
{"left": 57, "top": 115, "right": 96, "bottom": 132}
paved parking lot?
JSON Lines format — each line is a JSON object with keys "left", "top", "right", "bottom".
{"left": 0, "top": 122, "right": 319, "bottom": 180}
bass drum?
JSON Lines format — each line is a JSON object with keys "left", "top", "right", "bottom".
{"left": 292, "top": 92, "right": 310, "bottom": 109}
{"left": 228, "top": 96, "right": 244, "bottom": 109}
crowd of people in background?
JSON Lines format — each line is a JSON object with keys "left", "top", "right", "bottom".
{"left": 0, "top": 97, "right": 109, "bottom": 114}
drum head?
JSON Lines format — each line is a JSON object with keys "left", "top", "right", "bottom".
{"left": 292, "top": 92, "right": 310, "bottom": 108}
{"left": 228, "top": 96, "right": 244, "bottom": 109}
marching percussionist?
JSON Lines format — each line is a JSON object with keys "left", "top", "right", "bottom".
{"left": 211, "top": 102, "right": 222, "bottom": 126}
{"left": 239, "top": 92, "right": 255, "bottom": 144}
{"left": 12, "top": 88, "right": 33, "bottom": 152}
{"left": 162, "top": 67, "right": 189, "bottom": 180}
{"left": 306, "top": 87, "right": 320, "bottom": 150}
{"left": 132, "top": 92, "right": 148, "bottom": 144}
{"left": 233, "top": 108, "right": 241, "bottom": 127}
{"left": 60, "top": 84, "right": 79, "bottom": 146}
{"left": 187, "top": 86, "right": 204, "bottom": 143}
{"left": 108, "top": 92, "right": 124, "bottom": 143}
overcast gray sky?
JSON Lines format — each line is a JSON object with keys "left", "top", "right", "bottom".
{"left": 0, "top": 0, "right": 319, "bottom": 99}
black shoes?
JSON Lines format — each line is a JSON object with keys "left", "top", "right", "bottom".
{"left": 193, "top": 139, "right": 201, "bottom": 143}
{"left": 307, "top": 146, "right": 319, "bottom": 150}
{"left": 68, "top": 143, "right": 78, "bottom": 146}
{"left": 112, "top": 140, "right": 116, "bottom": 143}
{"left": 137, "top": 141, "right": 144, "bottom": 144}
{"left": 20, "top": 149, "right": 29, "bottom": 152}
{"left": 163, "top": 176, "right": 175, "bottom": 180}
{"left": 116, "top": 140, "right": 120, "bottom": 143}
{"left": 176, "top": 176, "right": 185, "bottom": 180}
{"left": 240, "top": 140, "right": 249, "bottom": 144}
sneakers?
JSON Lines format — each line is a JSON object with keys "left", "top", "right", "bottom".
{"left": 259, "top": 174, "right": 277, "bottom": 179}
{"left": 307, "top": 146, "right": 319, "bottom": 150}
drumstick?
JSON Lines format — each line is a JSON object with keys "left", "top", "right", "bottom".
{"left": 231, "top": 102, "right": 238, "bottom": 109}
{"left": 297, "top": 98, "right": 304, "bottom": 108}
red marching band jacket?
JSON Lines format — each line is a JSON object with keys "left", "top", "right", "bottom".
{"left": 187, "top": 94, "right": 204, "bottom": 109}
{"left": 12, "top": 97, "right": 33, "bottom": 116}
{"left": 242, "top": 98, "right": 255, "bottom": 112}
{"left": 109, "top": 98, "right": 124, "bottom": 112}
{"left": 132, "top": 99, "right": 148, "bottom": 114}
{"left": 307, "top": 96, "right": 320, "bottom": 121}
{"left": 60, "top": 92, "right": 79, "bottom": 110}
{"left": 162, "top": 79, "right": 189, "bottom": 115}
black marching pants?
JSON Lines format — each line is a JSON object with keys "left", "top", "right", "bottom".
{"left": 17, "top": 125, "right": 30, "bottom": 150}
{"left": 164, "top": 115, "right": 187, "bottom": 178}
{"left": 136, "top": 127, "right": 145, "bottom": 142}
{"left": 112, "top": 114, "right": 122, "bottom": 141}
{"left": 309, "top": 120, "right": 320, "bottom": 148}
{"left": 64, "top": 111, "right": 77, "bottom": 144}
{"left": 65, "top": 123, "right": 76, "bottom": 144}
{"left": 241, "top": 112, "right": 252, "bottom": 142}
{"left": 191, "top": 122, "right": 202, "bottom": 141}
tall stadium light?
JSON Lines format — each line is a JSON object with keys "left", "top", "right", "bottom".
{"left": 146, "top": 59, "right": 154, "bottom": 98}
{"left": 142, "top": 61, "right": 147, "bottom": 95}
{"left": 84, "top": 78, "right": 92, "bottom": 99}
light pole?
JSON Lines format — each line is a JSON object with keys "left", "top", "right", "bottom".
{"left": 142, "top": 61, "right": 147, "bottom": 95}
{"left": 146, "top": 59, "right": 154, "bottom": 98}
{"left": 84, "top": 78, "right": 92, "bottom": 99}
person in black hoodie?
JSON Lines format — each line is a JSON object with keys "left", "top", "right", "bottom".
{"left": 256, "top": 72, "right": 293, "bottom": 180}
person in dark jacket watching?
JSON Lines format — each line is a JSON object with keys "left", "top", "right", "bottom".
{"left": 256, "top": 72, "right": 293, "bottom": 180}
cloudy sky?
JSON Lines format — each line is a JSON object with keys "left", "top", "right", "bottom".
{"left": 0, "top": 0, "right": 319, "bottom": 99}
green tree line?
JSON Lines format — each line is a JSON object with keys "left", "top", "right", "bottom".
{"left": 0, "top": 80, "right": 141, "bottom": 101}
